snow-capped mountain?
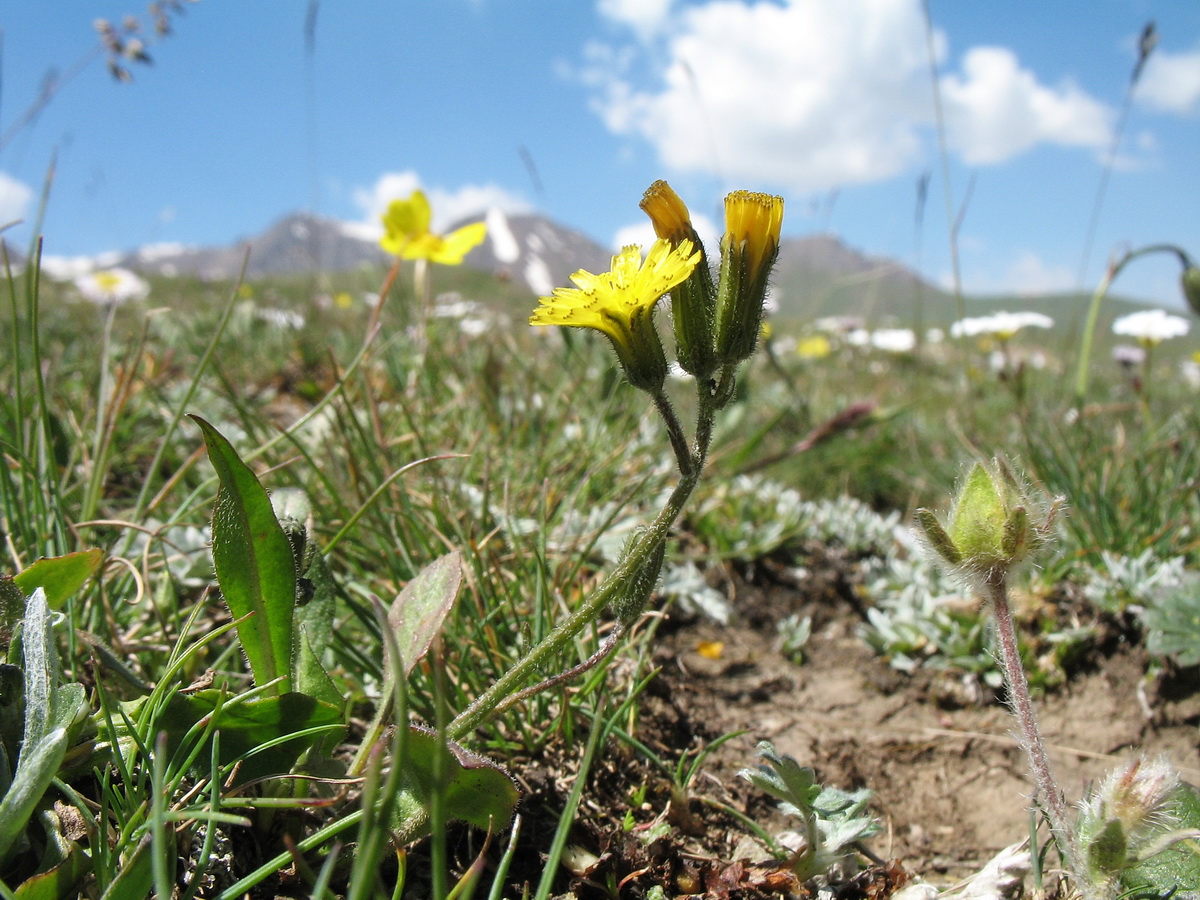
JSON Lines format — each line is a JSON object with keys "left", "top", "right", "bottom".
{"left": 96, "top": 209, "right": 615, "bottom": 296}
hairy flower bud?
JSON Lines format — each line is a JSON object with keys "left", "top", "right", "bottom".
{"left": 641, "top": 180, "right": 718, "bottom": 379}
{"left": 714, "top": 191, "right": 784, "bottom": 365}
{"left": 914, "top": 457, "right": 1059, "bottom": 586}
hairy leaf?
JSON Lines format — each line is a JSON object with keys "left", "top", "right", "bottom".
{"left": 192, "top": 415, "right": 295, "bottom": 693}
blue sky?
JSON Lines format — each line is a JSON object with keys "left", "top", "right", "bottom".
{"left": 1, "top": 0, "right": 1198, "bottom": 308}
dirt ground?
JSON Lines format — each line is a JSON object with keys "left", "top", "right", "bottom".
{"left": 500, "top": 559, "right": 1200, "bottom": 898}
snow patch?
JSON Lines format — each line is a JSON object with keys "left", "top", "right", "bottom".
{"left": 485, "top": 207, "right": 520, "bottom": 264}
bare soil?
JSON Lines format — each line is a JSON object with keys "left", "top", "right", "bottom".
{"left": 496, "top": 557, "right": 1200, "bottom": 899}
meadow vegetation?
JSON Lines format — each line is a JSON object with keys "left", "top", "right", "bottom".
{"left": 1, "top": 178, "right": 1199, "bottom": 900}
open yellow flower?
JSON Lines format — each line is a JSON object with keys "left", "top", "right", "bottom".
{"left": 379, "top": 189, "right": 487, "bottom": 264}
{"left": 530, "top": 239, "right": 701, "bottom": 392}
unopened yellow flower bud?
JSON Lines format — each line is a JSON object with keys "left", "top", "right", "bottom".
{"left": 641, "top": 180, "right": 718, "bottom": 379}
{"left": 715, "top": 191, "right": 784, "bottom": 365}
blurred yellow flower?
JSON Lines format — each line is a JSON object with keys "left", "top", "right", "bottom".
{"left": 796, "top": 334, "right": 832, "bottom": 359}
{"left": 334, "top": 291, "right": 353, "bottom": 309}
{"left": 379, "top": 189, "right": 487, "bottom": 264}
{"left": 530, "top": 239, "right": 700, "bottom": 391}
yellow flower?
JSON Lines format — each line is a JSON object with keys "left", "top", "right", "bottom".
{"left": 797, "top": 334, "right": 831, "bottom": 359}
{"left": 530, "top": 239, "right": 701, "bottom": 392}
{"left": 379, "top": 189, "right": 487, "bottom": 264}
{"left": 715, "top": 190, "right": 784, "bottom": 364}
{"left": 725, "top": 191, "right": 783, "bottom": 284}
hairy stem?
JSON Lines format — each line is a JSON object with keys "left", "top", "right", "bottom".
{"left": 987, "top": 575, "right": 1093, "bottom": 898}
{"left": 448, "top": 382, "right": 725, "bottom": 740}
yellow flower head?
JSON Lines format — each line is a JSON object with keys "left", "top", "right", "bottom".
{"left": 715, "top": 190, "right": 784, "bottom": 364}
{"left": 530, "top": 239, "right": 701, "bottom": 392}
{"left": 724, "top": 191, "right": 783, "bottom": 285}
{"left": 797, "top": 334, "right": 832, "bottom": 360}
{"left": 640, "top": 180, "right": 718, "bottom": 379}
{"left": 379, "top": 189, "right": 487, "bottom": 264}
{"left": 640, "top": 180, "right": 695, "bottom": 243}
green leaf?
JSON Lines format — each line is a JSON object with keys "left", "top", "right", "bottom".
{"left": 0, "top": 727, "right": 68, "bottom": 865}
{"left": 389, "top": 724, "right": 519, "bottom": 842}
{"left": 14, "top": 549, "right": 104, "bottom": 610}
{"left": 387, "top": 551, "right": 462, "bottom": 678}
{"left": 191, "top": 415, "right": 296, "bottom": 693}
{"left": 294, "top": 549, "right": 337, "bottom": 659}
{"left": 294, "top": 627, "right": 343, "bottom": 711}
{"left": 150, "top": 689, "right": 342, "bottom": 784}
{"left": 21, "top": 588, "right": 57, "bottom": 753}
{"left": 13, "top": 807, "right": 91, "bottom": 900}
{"left": 1120, "top": 781, "right": 1200, "bottom": 898}
{"left": 1, "top": 575, "right": 23, "bottom": 655}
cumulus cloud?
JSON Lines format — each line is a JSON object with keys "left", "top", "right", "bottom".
{"left": 0, "top": 172, "right": 34, "bottom": 225}
{"left": 941, "top": 47, "right": 1112, "bottom": 164}
{"left": 582, "top": 0, "right": 1114, "bottom": 192}
{"left": 347, "top": 170, "right": 531, "bottom": 239}
{"left": 1137, "top": 47, "right": 1200, "bottom": 114}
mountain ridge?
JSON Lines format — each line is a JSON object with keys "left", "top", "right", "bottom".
{"left": 31, "top": 208, "right": 1163, "bottom": 326}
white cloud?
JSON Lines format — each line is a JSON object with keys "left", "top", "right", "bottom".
{"left": 0, "top": 172, "right": 34, "bottom": 225}
{"left": 1137, "top": 47, "right": 1200, "bottom": 114}
{"left": 584, "top": 0, "right": 1114, "bottom": 191}
{"left": 957, "top": 249, "right": 1074, "bottom": 297}
{"left": 1003, "top": 251, "right": 1074, "bottom": 296}
{"left": 941, "top": 46, "right": 1112, "bottom": 164}
{"left": 612, "top": 210, "right": 719, "bottom": 253}
{"left": 597, "top": 0, "right": 675, "bottom": 40}
{"left": 349, "top": 170, "right": 531, "bottom": 237}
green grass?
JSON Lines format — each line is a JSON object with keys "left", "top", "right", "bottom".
{"left": 1, "top": 251, "right": 1198, "bottom": 897}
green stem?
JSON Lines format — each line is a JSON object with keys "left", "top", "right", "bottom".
{"left": 81, "top": 300, "right": 119, "bottom": 523}
{"left": 1073, "top": 243, "right": 1191, "bottom": 407}
{"left": 448, "top": 469, "right": 697, "bottom": 741}
{"left": 448, "top": 381, "right": 724, "bottom": 740}
{"left": 652, "top": 388, "right": 693, "bottom": 478}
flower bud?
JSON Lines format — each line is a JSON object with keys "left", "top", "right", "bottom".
{"left": 714, "top": 191, "right": 784, "bottom": 365}
{"left": 1076, "top": 755, "right": 1193, "bottom": 883}
{"left": 1182, "top": 266, "right": 1200, "bottom": 317}
{"left": 914, "top": 457, "right": 1058, "bottom": 586}
{"left": 641, "top": 180, "right": 718, "bottom": 379}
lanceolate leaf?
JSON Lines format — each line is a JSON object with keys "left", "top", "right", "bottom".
{"left": 387, "top": 551, "right": 462, "bottom": 678}
{"left": 191, "top": 416, "right": 295, "bottom": 694}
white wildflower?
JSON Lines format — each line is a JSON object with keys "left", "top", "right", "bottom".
{"left": 75, "top": 267, "right": 150, "bottom": 305}
{"left": 1112, "top": 309, "right": 1190, "bottom": 346}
